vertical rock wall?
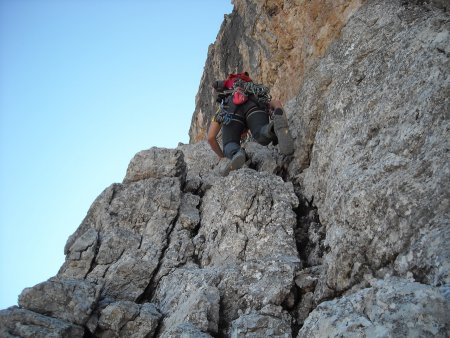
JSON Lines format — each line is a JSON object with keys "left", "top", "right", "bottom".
{"left": 189, "top": 0, "right": 364, "bottom": 143}
{"left": 290, "top": 0, "right": 450, "bottom": 304}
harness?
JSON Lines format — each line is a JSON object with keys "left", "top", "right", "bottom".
{"left": 217, "top": 102, "right": 246, "bottom": 126}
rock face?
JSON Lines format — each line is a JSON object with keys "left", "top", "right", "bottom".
{"left": 299, "top": 278, "right": 450, "bottom": 337}
{"left": 293, "top": 1, "right": 450, "bottom": 305}
{"left": 189, "top": 0, "right": 365, "bottom": 142}
{"left": 1, "top": 0, "right": 449, "bottom": 337}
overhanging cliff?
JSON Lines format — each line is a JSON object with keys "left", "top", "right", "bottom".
{"left": 1, "top": 0, "right": 449, "bottom": 337}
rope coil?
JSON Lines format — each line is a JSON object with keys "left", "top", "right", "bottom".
{"left": 233, "top": 79, "right": 272, "bottom": 104}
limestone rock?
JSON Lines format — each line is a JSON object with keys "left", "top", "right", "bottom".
{"left": 177, "top": 141, "right": 221, "bottom": 193}
{"left": 123, "top": 147, "right": 186, "bottom": 183}
{"left": 59, "top": 175, "right": 182, "bottom": 301}
{"left": 244, "top": 141, "right": 284, "bottom": 175}
{"left": 18, "top": 278, "right": 100, "bottom": 326}
{"left": 153, "top": 266, "right": 221, "bottom": 336}
{"left": 394, "top": 222, "right": 450, "bottom": 286}
{"left": 178, "top": 193, "right": 201, "bottom": 231}
{"left": 290, "top": 0, "right": 450, "bottom": 301}
{"left": 189, "top": 0, "right": 364, "bottom": 143}
{"left": 159, "top": 322, "right": 213, "bottom": 338}
{"left": 229, "top": 305, "right": 292, "bottom": 338}
{"left": 298, "top": 278, "right": 450, "bottom": 337}
{"left": 0, "top": 307, "right": 84, "bottom": 338}
{"left": 160, "top": 285, "right": 220, "bottom": 334}
{"left": 60, "top": 228, "right": 98, "bottom": 279}
{"left": 96, "top": 301, "right": 161, "bottom": 338}
{"left": 197, "top": 169, "right": 299, "bottom": 268}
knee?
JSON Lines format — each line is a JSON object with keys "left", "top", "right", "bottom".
{"left": 223, "top": 142, "right": 241, "bottom": 159}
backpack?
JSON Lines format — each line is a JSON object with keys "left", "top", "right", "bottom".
{"left": 214, "top": 72, "right": 271, "bottom": 106}
{"left": 227, "top": 73, "right": 253, "bottom": 105}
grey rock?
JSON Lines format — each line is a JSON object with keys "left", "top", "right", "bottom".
{"left": 394, "top": 221, "right": 450, "bottom": 286}
{"left": 290, "top": 0, "right": 450, "bottom": 300}
{"left": 97, "top": 301, "right": 161, "bottom": 338}
{"left": 59, "top": 176, "right": 182, "bottom": 301}
{"left": 201, "top": 169, "right": 300, "bottom": 313}
{"left": 229, "top": 305, "right": 292, "bottom": 338}
{"left": 18, "top": 278, "right": 100, "bottom": 326}
{"left": 188, "top": 0, "right": 449, "bottom": 334}
{"left": 101, "top": 250, "right": 159, "bottom": 301}
{"left": 178, "top": 193, "right": 201, "bottom": 231}
{"left": 97, "top": 301, "right": 140, "bottom": 334}
{"left": 244, "top": 141, "right": 283, "bottom": 174}
{"left": 197, "top": 169, "right": 299, "bottom": 268}
{"left": 182, "top": 169, "right": 301, "bottom": 328}
{"left": 217, "top": 260, "right": 297, "bottom": 325}
{"left": 162, "top": 285, "right": 220, "bottom": 334}
{"left": 177, "top": 141, "right": 222, "bottom": 193}
{"left": 298, "top": 277, "right": 450, "bottom": 338}
{"left": 95, "top": 227, "right": 141, "bottom": 266}
{"left": 408, "top": 0, "right": 450, "bottom": 11}
{"left": 152, "top": 224, "right": 196, "bottom": 286}
{"left": 149, "top": 193, "right": 201, "bottom": 287}
{"left": 294, "top": 266, "right": 323, "bottom": 326}
{"left": 160, "top": 322, "right": 213, "bottom": 338}
{"left": 153, "top": 266, "right": 221, "bottom": 335}
{"left": 294, "top": 266, "right": 322, "bottom": 293}
{"left": 0, "top": 307, "right": 84, "bottom": 338}
{"left": 123, "top": 147, "right": 186, "bottom": 183}
{"left": 59, "top": 228, "right": 98, "bottom": 279}
{"left": 296, "top": 292, "right": 314, "bottom": 326}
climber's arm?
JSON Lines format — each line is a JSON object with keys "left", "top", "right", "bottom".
{"left": 207, "top": 121, "right": 225, "bottom": 158}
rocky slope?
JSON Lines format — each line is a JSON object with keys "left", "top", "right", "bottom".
{"left": 1, "top": 0, "right": 449, "bottom": 337}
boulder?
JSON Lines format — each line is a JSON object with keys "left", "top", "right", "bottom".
{"left": 0, "top": 307, "right": 84, "bottom": 338}
{"left": 18, "top": 278, "right": 100, "bottom": 326}
{"left": 299, "top": 278, "right": 450, "bottom": 338}
{"left": 123, "top": 147, "right": 186, "bottom": 183}
{"left": 229, "top": 305, "right": 292, "bottom": 338}
{"left": 59, "top": 176, "right": 182, "bottom": 301}
{"left": 96, "top": 301, "right": 161, "bottom": 338}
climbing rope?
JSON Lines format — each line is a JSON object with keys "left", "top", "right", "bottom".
{"left": 233, "top": 79, "right": 272, "bottom": 104}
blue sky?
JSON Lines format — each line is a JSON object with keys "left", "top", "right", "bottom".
{"left": 0, "top": 0, "right": 233, "bottom": 309}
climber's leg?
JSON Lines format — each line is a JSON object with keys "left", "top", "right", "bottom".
{"left": 246, "top": 105, "right": 276, "bottom": 146}
{"left": 223, "top": 142, "right": 241, "bottom": 159}
{"left": 220, "top": 121, "right": 247, "bottom": 176}
{"left": 222, "top": 119, "right": 245, "bottom": 158}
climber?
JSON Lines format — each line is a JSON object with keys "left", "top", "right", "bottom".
{"left": 207, "top": 72, "right": 294, "bottom": 176}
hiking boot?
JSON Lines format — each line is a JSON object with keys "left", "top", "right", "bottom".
{"left": 219, "top": 149, "right": 246, "bottom": 176}
{"left": 259, "top": 121, "right": 278, "bottom": 145}
{"left": 273, "top": 109, "right": 294, "bottom": 155}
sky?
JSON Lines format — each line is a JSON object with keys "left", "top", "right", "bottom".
{"left": 0, "top": 0, "right": 233, "bottom": 309}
